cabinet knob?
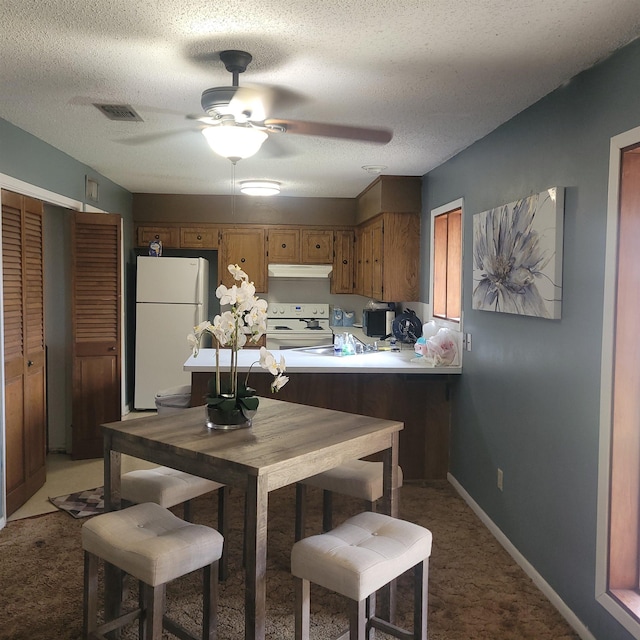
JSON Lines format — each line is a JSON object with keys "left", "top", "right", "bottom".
{"left": 315, "top": 244, "right": 321, "bottom": 249}
{"left": 109, "top": 346, "right": 116, "bottom": 351}
{"left": 281, "top": 243, "right": 287, "bottom": 248}
{"left": 241, "top": 258, "right": 246, "bottom": 263}
{"left": 197, "top": 234, "right": 202, "bottom": 240}
{"left": 27, "top": 360, "right": 33, "bottom": 367}
{"left": 154, "top": 234, "right": 160, "bottom": 239}
{"left": 343, "top": 259, "right": 348, "bottom": 265}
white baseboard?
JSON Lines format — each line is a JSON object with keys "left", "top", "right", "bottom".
{"left": 447, "top": 473, "right": 595, "bottom": 640}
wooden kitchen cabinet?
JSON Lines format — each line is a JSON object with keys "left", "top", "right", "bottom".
{"left": 301, "top": 229, "right": 333, "bottom": 263}
{"left": 180, "top": 226, "right": 219, "bottom": 249}
{"left": 356, "top": 213, "right": 420, "bottom": 302}
{"left": 331, "top": 229, "right": 355, "bottom": 294}
{"left": 137, "top": 225, "right": 179, "bottom": 249}
{"left": 267, "top": 228, "right": 300, "bottom": 263}
{"left": 219, "top": 227, "right": 267, "bottom": 292}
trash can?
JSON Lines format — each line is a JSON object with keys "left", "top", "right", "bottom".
{"left": 154, "top": 384, "right": 192, "bottom": 415}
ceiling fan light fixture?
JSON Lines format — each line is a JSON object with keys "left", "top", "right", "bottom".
{"left": 240, "top": 180, "right": 281, "bottom": 196}
{"left": 202, "top": 126, "right": 268, "bottom": 162}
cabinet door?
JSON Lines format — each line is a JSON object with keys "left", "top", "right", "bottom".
{"left": 71, "top": 212, "right": 122, "bottom": 459}
{"left": 301, "top": 229, "right": 333, "bottom": 264}
{"left": 220, "top": 228, "right": 267, "bottom": 292}
{"left": 268, "top": 228, "right": 300, "bottom": 263}
{"left": 2, "top": 190, "right": 46, "bottom": 516}
{"left": 371, "top": 218, "right": 384, "bottom": 300}
{"left": 137, "top": 225, "right": 179, "bottom": 248}
{"left": 331, "top": 230, "right": 355, "bottom": 294}
{"left": 180, "top": 227, "right": 219, "bottom": 249}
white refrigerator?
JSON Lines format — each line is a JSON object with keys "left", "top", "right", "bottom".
{"left": 134, "top": 256, "right": 209, "bottom": 409}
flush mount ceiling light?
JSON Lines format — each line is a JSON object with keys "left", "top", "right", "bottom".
{"left": 240, "top": 180, "right": 281, "bottom": 196}
{"left": 201, "top": 123, "right": 268, "bottom": 163}
{"left": 362, "top": 165, "right": 387, "bottom": 174}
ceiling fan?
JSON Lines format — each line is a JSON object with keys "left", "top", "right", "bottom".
{"left": 193, "top": 50, "right": 393, "bottom": 162}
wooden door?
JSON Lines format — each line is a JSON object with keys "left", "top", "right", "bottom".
{"left": 71, "top": 212, "right": 122, "bottom": 459}
{"left": 2, "top": 190, "right": 47, "bottom": 515}
{"left": 331, "top": 230, "right": 355, "bottom": 294}
{"left": 220, "top": 228, "right": 266, "bottom": 291}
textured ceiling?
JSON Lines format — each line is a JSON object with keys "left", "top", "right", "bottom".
{"left": 1, "top": 0, "right": 640, "bottom": 198}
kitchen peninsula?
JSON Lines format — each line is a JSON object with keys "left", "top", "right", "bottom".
{"left": 185, "top": 348, "right": 461, "bottom": 480}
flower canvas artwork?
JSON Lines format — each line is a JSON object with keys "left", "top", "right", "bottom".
{"left": 472, "top": 187, "right": 564, "bottom": 319}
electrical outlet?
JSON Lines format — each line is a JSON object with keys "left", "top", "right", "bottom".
{"left": 497, "top": 468, "right": 504, "bottom": 491}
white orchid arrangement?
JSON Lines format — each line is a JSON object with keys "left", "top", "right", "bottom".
{"left": 188, "top": 264, "right": 288, "bottom": 417}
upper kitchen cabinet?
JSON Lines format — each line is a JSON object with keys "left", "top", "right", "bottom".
{"left": 220, "top": 227, "right": 267, "bottom": 292}
{"left": 332, "top": 229, "right": 355, "bottom": 294}
{"left": 267, "top": 228, "right": 301, "bottom": 263}
{"left": 137, "top": 225, "right": 180, "bottom": 249}
{"left": 354, "top": 175, "right": 421, "bottom": 302}
{"left": 180, "top": 226, "right": 219, "bottom": 249}
{"left": 356, "top": 213, "right": 420, "bottom": 302}
{"left": 301, "top": 229, "right": 333, "bottom": 264}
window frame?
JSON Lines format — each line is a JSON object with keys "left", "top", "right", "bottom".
{"left": 429, "top": 198, "right": 464, "bottom": 330}
{"left": 596, "top": 124, "right": 640, "bottom": 639}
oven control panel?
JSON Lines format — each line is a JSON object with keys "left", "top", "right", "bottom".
{"left": 268, "top": 303, "right": 329, "bottom": 318}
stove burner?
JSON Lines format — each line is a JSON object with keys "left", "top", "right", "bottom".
{"left": 273, "top": 325, "right": 292, "bottom": 330}
{"left": 307, "top": 326, "right": 324, "bottom": 330}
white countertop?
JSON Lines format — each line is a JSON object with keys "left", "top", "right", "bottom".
{"left": 184, "top": 347, "right": 461, "bottom": 375}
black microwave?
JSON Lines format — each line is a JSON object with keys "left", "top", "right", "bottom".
{"left": 362, "top": 309, "right": 395, "bottom": 337}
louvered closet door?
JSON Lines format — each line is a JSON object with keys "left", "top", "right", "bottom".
{"left": 71, "top": 212, "right": 122, "bottom": 459}
{"left": 2, "top": 190, "right": 46, "bottom": 516}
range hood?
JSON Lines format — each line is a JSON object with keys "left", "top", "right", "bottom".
{"left": 268, "top": 264, "right": 333, "bottom": 279}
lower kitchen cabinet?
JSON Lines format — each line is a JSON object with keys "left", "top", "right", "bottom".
{"left": 190, "top": 370, "right": 453, "bottom": 480}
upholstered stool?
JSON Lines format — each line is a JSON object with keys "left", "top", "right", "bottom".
{"left": 295, "top": 460, "right": 404, "bottom": 540}
{"left": 121, "top": 466, "right": 229, "bottom": 579}
{"left": 291, "top": 511, "right": 432, "bottom": 640}
{"left": 82, "top": 502, "right": 223, "bottom": 640}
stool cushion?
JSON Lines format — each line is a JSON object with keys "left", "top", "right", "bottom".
{"left": 291, "top": 511, "right": 432, "bottom": 601}
{"left": 121, "top": 466, "right": 223, "bottom": 508}
{"left": 301, "top": 461, "right": 403, "bottom": 502}
{"left": 82, "top": 502, "right": 223, "bottom": 586}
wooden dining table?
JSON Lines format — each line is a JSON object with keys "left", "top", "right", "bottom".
{"left": 102, "top": 396, "right": 403, "bottom": 640}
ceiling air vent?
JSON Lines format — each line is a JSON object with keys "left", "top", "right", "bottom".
{"left": 93, "top": 103, "right": 143, "bottom": 122}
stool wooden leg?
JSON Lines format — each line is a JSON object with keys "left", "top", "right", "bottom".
{"left": 83, "top": 551, "right": 98, "bottom": 638}
{"left": 322, "top": 490, "right": 333, "bottom": 532}
{"left": 142, "top": 583, "right": 165, "bottom": 640}
{"left": 183, "top": 499, "right": 193, "bottom": 522}
{"left": 295, "top": 484, "right": 307, "bottom": 542}
{"left": 294, "top": 576, "right": 310, "bottom": 640}
{"left": 202, "top": 560, "right": 219, "bottom": 640}
{"left": 349, "top": 599, "right": 366, "bottom": 640}
{"left": 414, "top": 560, "right": 429, "bottom": 640}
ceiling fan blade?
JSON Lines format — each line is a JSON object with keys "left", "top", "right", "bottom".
{"left": 116, "top": 127, "right": 202, "bottom": 145}
{"left": 263, "top": 118, "right": 393, "bottom": 143}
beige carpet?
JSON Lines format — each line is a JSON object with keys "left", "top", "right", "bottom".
{"left": 0, "top": 481, "right": 580, "bottom": 640}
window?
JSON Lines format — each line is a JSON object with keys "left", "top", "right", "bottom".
{"left": 597, "top": 127, "right": 640, "bottom": 639}
{"left": 430, "top": 199, "right": 463, "bottom": 325}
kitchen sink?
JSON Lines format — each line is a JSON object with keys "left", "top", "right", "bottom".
{"left": 295, "top": 345, "right": 336, "bottom": 356}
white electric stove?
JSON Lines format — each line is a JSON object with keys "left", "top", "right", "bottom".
{"left": 266, "top": 303, "right": 332, "bottom": 350}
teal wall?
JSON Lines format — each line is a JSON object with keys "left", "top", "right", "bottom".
{"left": 422, "top": 37, "right": 640, "bottom": 639}
{"left": 0, "top": 118, "right": 134, "bottom": 441}
{"left": 0, "top": 119, "right": 133, "bottom": 217}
